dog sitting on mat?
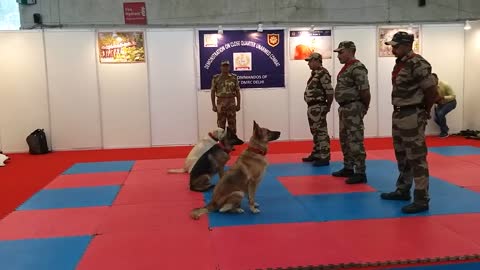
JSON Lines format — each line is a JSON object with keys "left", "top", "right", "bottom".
{"left": 168, "top": 128, "right": 227, "bottom": 174}
{"left": 190, "top": 121, "right": 280, "bottom": 218}
{"left": 0, "top": 152, "right": 10, "bottom": 167}
{"left": 189, "top": 127, "right": 244, "bottom": 192}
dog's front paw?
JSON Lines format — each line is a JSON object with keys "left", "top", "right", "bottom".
{"left": 233, "top": 208, "right": 244, "bottom": 214}
{"left": 249, "top": 206, "right": 261, "bottom": 214}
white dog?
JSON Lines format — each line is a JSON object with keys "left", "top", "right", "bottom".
{"left": 168, "top": 128, "right": 226, "bottom": 174}
{"left": 0, "top": 153, "right": 10, "bottom": 167}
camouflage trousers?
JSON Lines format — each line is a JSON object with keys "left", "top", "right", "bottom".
{"left": 338, "top": 102, "right": 367, "bottom": 174}
{"left": 216, "top": 97, "right": 237, "bottom": 134}
{"left": 307, "top": 104, "right": 330, "bottom": 160}
{"left": 392, "top": 108, "right": 429, "bottom": 194}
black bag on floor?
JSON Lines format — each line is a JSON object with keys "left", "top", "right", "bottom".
{"left": 26, "top": 129, "right": 49, "bottom": 155}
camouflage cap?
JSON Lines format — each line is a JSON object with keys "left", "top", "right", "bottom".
{"left": 220, "top": 60, "right": 230, "bottom": 65}
{"left": 385, "top": 31, "right": 414, "bottom": 46}
{"left": 333, "top": 41, "right": 356, "bottom": 52}
{"left": 305, "top": 52, "right": 322, "bottom": 61}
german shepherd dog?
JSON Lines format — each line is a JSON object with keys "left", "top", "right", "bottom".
{"left": 189, "top": 127, "right": 244, "bottom": 192}
{"left": 191, "top": 121, "right": 280, "bottom": 219}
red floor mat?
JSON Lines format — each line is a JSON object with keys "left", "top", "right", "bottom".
{"left": 0, "top": 207, "right": 108, "bottom": 240}
{"left": 77, "top": 230, "right": 215, "bottom": 270}
{"left": 211, "top": 216, "right": 480, "bottom": 270}
{"left": 44, "top": 172, "right": 129, "bottom": 189}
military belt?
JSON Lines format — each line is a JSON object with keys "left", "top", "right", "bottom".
{"left": 393, "top": 104, "right": 425, "bottom": 112}
{"left": 338, "top": 99, "right": 361, "bottom": 107}
{"left": 216, "top": 96, "right": 235, "bottom": 99}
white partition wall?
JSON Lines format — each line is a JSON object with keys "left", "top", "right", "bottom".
{"left": 332, "top": 26, "right": 378, "bottom": 138}
{"left": 0, "top": 31, "right": 50, "bottom": 153}
{"left": 422, "top": 24, "right": 464, "bottom": 135}
{"left": 463, "top": 20, "right": 480, "bottom": 130}
{"left": 288, "top": 27, "right": 335, "bottom": 140}
{"left": 97, "top": 29, "right": 151, "bottom": 149}
{"left": 242, "top": 88, "right": 290, "bottom": 141}
{"left": 44, "top": 30, "right": 102, "bottom": 150}
{"left": 376, "top": 27, "right": 397, "bottom": 137}
{"left": 148, "top": 29, "right": 198, "bottom": 146}
{"left": 0, "top": 23, "right": 473, "bottom": 152}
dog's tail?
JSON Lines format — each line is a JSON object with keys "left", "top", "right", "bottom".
{"left": 190, "top": 203, "right": 215, "bottom": 220}
{"left": 167, "top": 168, "right": 187, "bottom": 174}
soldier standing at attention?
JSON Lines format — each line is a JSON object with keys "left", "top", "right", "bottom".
{"left": 302, "top": 52, "right": 334, "bottom": 167}
{"left": 331, "top": 41, "right": 371, "bottom": 184}
{"left": 211, "top": 60, "right": 241, "bottom": 134}
{"left": 381, "top": 31, "right": 440, "bottom": 214}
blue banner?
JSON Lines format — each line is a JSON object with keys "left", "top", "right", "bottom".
{"left": 198, "top": 30, "right": 285, "bottom": 90}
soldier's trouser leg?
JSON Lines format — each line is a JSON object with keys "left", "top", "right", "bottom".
{"left": 217, "top": 98, "right": 236, "bottom": 133}
{"left": 339, "top": 111, "right": 353, "bottom": 170}
{"left": 217, "top": 112, "right": 227, "bottom": 130}
{"left": 392, "top": 109, "right": 429, "bottom": 199}
{"left": 339, "top": 104, "right": 366, "bottom": 173}
{"left": 308, "top": 104, "right": 330, "bottom": 160}
{"left": 226, "top": 109, "right": 237, "bottom": 134}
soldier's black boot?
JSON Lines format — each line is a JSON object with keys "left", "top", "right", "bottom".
{"left": 345, "top": 173, "right": 367, "bottom": 184}
{"left": 302, "top": 155, "right": 318, "bottom": 162}
{"left": 380, "top": 189, "right": 411, "bottom": 201}
{"left": 401, "top": 190, "right": 429, "bottom": 214}
{"left": 312, "top": 159, "right": 330, "bottom": 167}
{"left": 332, "top": 168, "right": 354, "bottom": 177}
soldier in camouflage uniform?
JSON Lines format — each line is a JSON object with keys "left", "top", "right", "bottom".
{"left": 211, "top": 60, "right": 241, "bottom": 134}
{"left": 332, "top": 41, "right": 371, "bottom": 184}
{"left": 381, "top": 31, "right": 440, "bottom": 214}
{"left": 302, "top": 52, "right": 334, "bottom": 167}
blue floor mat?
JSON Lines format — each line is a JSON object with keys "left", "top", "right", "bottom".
{"left": 17, "top": 185, "right": 121, "bottom": 210}
{"left": 387, "top": 262, "right": 480, "bottom": 269}
{"left": 0, "top": 236, "right": 91, "bottom": 270}
{"left": 62, "top": 161, "right": 135, "bottom": 174}
{"left": 429, "top": 146, "right": 480, "bottom": 156}
{"left": 205, "top": 159, "right": 480, "bottom": 227}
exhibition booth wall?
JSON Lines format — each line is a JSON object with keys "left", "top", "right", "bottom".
{"left": 0, "top": 23, "right": 475, "bottom": 152}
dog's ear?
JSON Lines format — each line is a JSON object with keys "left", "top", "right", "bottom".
{"left": 253, "top": 121, "right": 262, "bottom": 138}
{"left": 253, "top": 121, "right": 259, "bottom": 131}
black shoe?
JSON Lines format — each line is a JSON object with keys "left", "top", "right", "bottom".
{"left": 402, "top": 190, "right": 429, "bottom": 213}
{"left": 332, "top": 168, "right": 354, "bottom": 177}
{"left": 302, "top": 155, "right": 318, "bottom": 162}
{"left": 380, "top": 189, "right": 411, "bottom": 201}
{"left": 312, "top": 159, "right": 330, "bottom": 167}
{"left": 345, "top": 173, "right": 367, "bottom": 184}
{"left": 401, "top": 202, "right": 429, "bottom": 213}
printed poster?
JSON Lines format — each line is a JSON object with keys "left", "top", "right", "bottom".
{"left": 378, "top": 27, "right": 421, "bottom": 57}
{"left": 98, "top": 31, "right": 145, "bottom": 63}
{"left": 289, "top": 30, "right": 332, "bottom": 60}
{"left": 198, "top": 30, "right": 285, "bottom": 89}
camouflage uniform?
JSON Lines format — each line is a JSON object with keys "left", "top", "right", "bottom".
{"left": 335, "top": 59, "right": 369, "bottom": 175}
{"left": 211, "top": 73, "right": 240, "bottom": 134}
{"left": 390, "top": 50, "right": 435, "bottom": 195}
{"left": 381, "top": 31, "right": 439, "bottom": 214}
{"left": 304, "top": 62, "right": 334, "bottom": 161}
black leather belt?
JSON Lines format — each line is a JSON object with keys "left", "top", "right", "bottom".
{"left": 338, "top": 99, "right": 361, "bottom": 107}
{"left": 393, "top": 104, "right": 425, "bottom": 112}
{"left": 307, "top": 100, "right": 326, "bottom": 107}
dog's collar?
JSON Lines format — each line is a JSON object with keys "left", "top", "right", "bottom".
{"left": 217, "top": 141, "right": 232, "bottom": 153}
{"left": 208, "top": 132, "right": 219, "bottom": 141}
{"left": 248, "top": 145, "right": 267, "bottom": 156}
